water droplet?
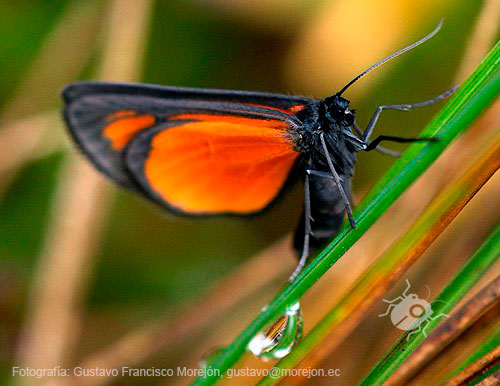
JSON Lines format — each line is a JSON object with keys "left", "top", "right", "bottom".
{"left": 247, "top": 301, "right": 302, "bottom": 361}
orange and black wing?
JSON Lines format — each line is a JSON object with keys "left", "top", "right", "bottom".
{"left": 63, "top": 82, "right": 309, "bottom": 215}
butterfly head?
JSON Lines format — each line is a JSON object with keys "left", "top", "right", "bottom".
{"left": 322, "top": 94, "right": 355, "bottom": 128}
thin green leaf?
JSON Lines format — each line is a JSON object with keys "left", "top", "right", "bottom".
{"left": 457, "top": 328, "right": 500, "bottom": 373}
{"left": 451, "top": 326, "right": 500, "bottom": 378}
{"left": 360, "top": 220, "right": 500, "bottom": 385}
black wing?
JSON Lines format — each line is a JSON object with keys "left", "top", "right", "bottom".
{"left": 63, "top": 82, "right": 310, "bottom": 189}
{"left": 62, "top": 82, "right": 310, "bottom": 215}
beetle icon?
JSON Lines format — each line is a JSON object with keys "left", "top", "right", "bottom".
{"left": 379, "top": 279, "right": 449, "bottom": 340}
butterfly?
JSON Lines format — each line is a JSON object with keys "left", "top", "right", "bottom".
{"left": 62, "top": 21, "right": 455, "bottom": 281}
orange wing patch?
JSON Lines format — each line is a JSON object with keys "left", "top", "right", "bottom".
{"left": 145, "top": 116, "right": 298, "bottom": 214}
{"left": 104, "top": 112, "right": 156, "bottom": 150}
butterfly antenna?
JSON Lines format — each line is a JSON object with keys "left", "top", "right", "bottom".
{"left": 337, "top": 20, "right": 443, "bottom": 96}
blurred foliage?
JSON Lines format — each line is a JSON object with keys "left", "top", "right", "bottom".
{"left": 0, "top": 2, "right": 67, "bottom": 107}
{"left": 0, "top": 0, "right": 495, "bottom": 385}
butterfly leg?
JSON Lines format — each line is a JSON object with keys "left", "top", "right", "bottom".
{"left": 352, "top": 122, "right": 400, "bottom": 157}
{"left": 365, "top": 135, "right": 438, "bottom": 151}
{"left": 362, "top": 86, "right": 458, "bottom": 142}
{"left": 320, "top": 133, "right": 356, "bottom": 229}
{"left": 289, "top": 173, "right": 311, "bottom": 282}
{"left": 372, "top": 146, "right": 401, "bottom": 158}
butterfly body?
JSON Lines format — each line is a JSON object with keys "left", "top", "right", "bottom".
{"left": 293, "top": 97, "right": 359, "bottom": 175}
{"left": 288, "top": 96, "right": 359, "bottom": 255}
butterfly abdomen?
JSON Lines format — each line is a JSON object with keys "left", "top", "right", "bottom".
{"left": 293, "top": 175, "right": 352, "bottom": 256}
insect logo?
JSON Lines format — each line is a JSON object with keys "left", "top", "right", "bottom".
{"left": 379, "top": 279, "right": 449, "bottom": 340}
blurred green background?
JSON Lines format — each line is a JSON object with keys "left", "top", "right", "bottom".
{"left": 0, "top": 0, "right": 486, "bottom": 384}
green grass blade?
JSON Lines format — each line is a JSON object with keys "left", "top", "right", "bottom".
{"left": 360, "top": 220, "right": 500, "bottom": 385}
{"left": 459, "top": 327, "right": 500, "bottom": 372}
{"left": 193, "top": 40, "right": 500, "bottom": 386}
{"left": 448, "top": 325, "right": 500, "bottom": 381}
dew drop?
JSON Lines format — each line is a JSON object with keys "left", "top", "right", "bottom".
{"left": 247, "top": 301, "right": 303, "bottom": 361}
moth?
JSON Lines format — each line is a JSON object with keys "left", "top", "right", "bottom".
{"left": 63, "top": 21, "right": 454, "bottom": 280}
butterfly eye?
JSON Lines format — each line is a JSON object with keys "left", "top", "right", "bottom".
{"left": 343, "top": 109, "right": 355, "bottom": 126}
